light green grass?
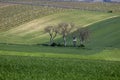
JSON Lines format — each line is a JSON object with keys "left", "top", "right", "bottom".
{"left": 0, "top": 48, "right": 120, "bottom": 61}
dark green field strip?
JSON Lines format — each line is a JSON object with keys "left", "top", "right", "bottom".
{"left": 0, "top": 43, "right": 120, "bottom": 61}
{"left": 0, "top": 55, "right": 120, "bottom": 80}
{"left": 87, "top": 16, "right": 120, "bottom": 48}
{"left": 0, "top": 43, "right": 95, "bottom": 54}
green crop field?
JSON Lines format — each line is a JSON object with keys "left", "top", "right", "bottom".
{"left": 0, "top": 56, "right": 120, "bottom": 80}
{"left": 0, "top": 1, "right": 120, "bottom": 80}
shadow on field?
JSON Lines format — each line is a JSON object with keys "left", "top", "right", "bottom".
{"left": 0, "top": 42, "right": 94, "bottom": 55}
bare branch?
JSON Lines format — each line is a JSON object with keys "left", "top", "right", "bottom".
{"left": 77, "top": 27, "right": 90, "bottom": 46}
{"left": 58, "top": 22, "right": 75, "bottom": 46}
{"left": 44, "top": 25, "right": 58, "bottom": 45}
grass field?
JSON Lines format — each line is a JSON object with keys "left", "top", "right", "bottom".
{"left": 0, "top": 2, "right": 120, "bottom": 80}
{"left": 0, "top": 56, "right": 120, "bottom": 80}
{"left": 0, "top": 44, "right": 120, "bottom": 61}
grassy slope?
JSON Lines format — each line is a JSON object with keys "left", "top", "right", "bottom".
{"left": 0, "top": 17, "right": 120, "bottom": 61}
{"left": 0, "top": 16, "right": 120, "bottom": 62}
{"left": 0, "top": 9, "right": 116, "bottom": 44}
{"left": 87, "top": 16, "right": 120, "bottom": 48}
{"left": 61, "top": 16, "right": 120, "bottom": 48}
{"left": 0, "top": 4, "right": 120, "bottom": 61}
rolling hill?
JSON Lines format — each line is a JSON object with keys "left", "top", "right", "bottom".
{"left": 87, "top": 16, "right": 120, "bottom": 48}
{"left": 0, "top": 2, "right": 120, "bottom": 80}
{"left": 0, "top": 3, "right": 119, "bottom": 61}
{"left": 0, "top": 4, "right": 117, "bottom": 44}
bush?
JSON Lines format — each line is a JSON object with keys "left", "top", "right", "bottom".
{"left": 50, "top": 42, "right": 57, "bottom": 47}
{"left": 107, "top": 10, "right": 112, "bottom": 13}
{"left": 57, "top": 43, "right": 63, "bottom": 47}
{"left": 78, "top": 44, "right": 85, "bottom": 48}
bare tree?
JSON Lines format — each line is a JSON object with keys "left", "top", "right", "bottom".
{"left": 58, "top": 23, "right": 74, "bottom": 47}
{"left": 77, "top": 28, "right": 90, "bottom": 47}
{"left": 44, "top": 26, "right": 58, "bottom": 45}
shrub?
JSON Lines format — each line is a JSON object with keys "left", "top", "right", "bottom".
{"left": 50, "top": 42, "right": 57, "bottom": 47}
{"left": 78, "top": 44, "right": 85, "bottom": 48}
{"left": 107, "top": 10, "right": 112, "bottom": 13}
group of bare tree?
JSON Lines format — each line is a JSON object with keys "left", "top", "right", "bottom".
{"left": 44, "top": 22, "right": 90, "bottom": 47}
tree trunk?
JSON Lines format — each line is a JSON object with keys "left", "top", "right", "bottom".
{"left": 80, "top": 40, "right": 85, "bottom": 47}
{"left": 63, "top": 36, "right": 66, "bottom": 47}
{"left": 50, "top": 37, "right": 53, "bottom": 45}
{"left": 80, "top": 40, "right": 83, "bottom": 45}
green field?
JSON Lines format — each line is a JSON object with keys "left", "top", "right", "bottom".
{"left": 0, "top": 56, "right": 120, "bottom": 80}
{"left": 0, "top": 2, "right": 120, "bottom": 80}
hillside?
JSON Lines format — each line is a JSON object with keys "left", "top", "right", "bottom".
{"left": 87, "top": 16, "right": 120, "bottom": 48}
{"left": 0, "top": 2, "right": 120, "bottom": 80}
{"left": 0, "top": 2, "right": 119, "bottom": 48}
{"left": 0, "top": 16, "right": 120, "bottom": 62}
{"left": 0, "top": 10, "right": 116, "bottom": 44}
{"left": 0, "top": 1, "right": 119, "bottom": 63}
{"left": 0, "top": 4, "right": 67, "bottom": 31}
{"left": 0, "top": 4, "right": 120, "bottom": 61}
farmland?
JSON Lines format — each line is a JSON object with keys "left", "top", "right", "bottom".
{"left": 1, "top": 0, "right": 120, "bottom": 13}
{"left": 0, "top": 4, "right": 67, "bottom": 31}
{"left": 0, "top": 4, "right": 117, "bottom": 44}
{"left": 0, "top": 1, "right": 120, "bottom": 80}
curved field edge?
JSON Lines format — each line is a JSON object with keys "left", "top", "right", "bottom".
{"left": 0, "top": 9, "right": 117, "bottom": 44}
{"left": 87, "top": 16, "right": 120, "bottom": 48}
{"left": 54, "top": 16, "right": 120, "bottom": 48}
